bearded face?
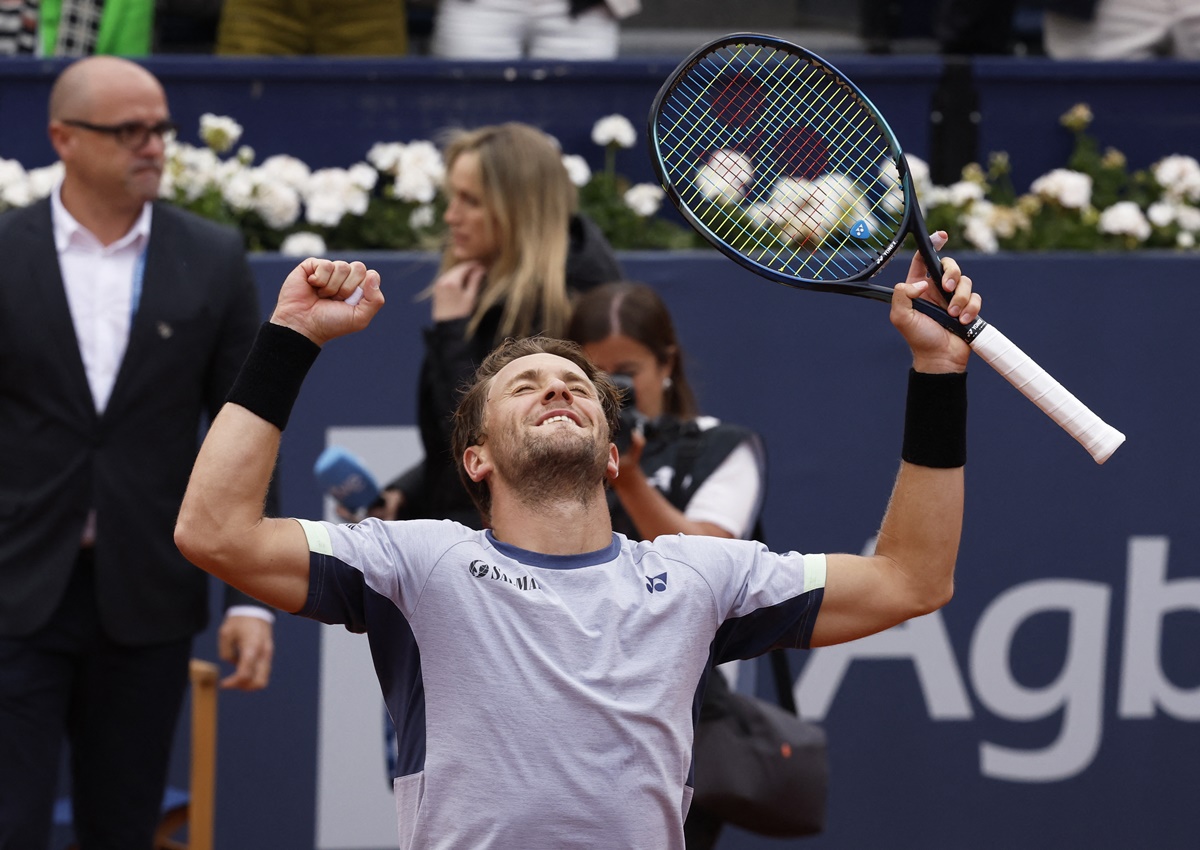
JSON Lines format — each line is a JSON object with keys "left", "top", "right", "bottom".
{"left": 484, "top": 404, "right": 612, "bottom": 510}
{"left": 474, "top": 352, "right": 615, "bottom": 513}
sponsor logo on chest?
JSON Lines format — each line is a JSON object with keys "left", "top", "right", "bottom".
{"left": 467, "top": 559, "right": 540, "bottom": 591}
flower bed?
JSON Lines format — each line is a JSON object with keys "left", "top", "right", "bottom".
{"left": 2, "top": 106, "right": 1195, "bottom": 254}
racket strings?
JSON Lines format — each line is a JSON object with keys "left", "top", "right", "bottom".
{"left": 682, "top": 46, "right": 894, "bottom": 215}
{"left": 708, "top": 47, "right": 899, "bottom": 268}
{"left": 656, "top": 41, "right": 910, "bottom": 281}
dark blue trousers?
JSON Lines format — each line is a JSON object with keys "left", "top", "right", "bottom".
{"left": 0, "top": 550, "right": 191, "bottom": 850}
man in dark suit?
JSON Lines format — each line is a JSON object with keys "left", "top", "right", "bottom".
{"left": 0, "top": 56, "right": 275, "bottom": 849}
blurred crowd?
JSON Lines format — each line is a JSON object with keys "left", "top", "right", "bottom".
{"left": 3, "top": 1, "right": 1199, "bottom": 60}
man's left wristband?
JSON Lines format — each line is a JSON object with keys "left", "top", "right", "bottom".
{"left": 226, "top": 322, "right": 321, "bottom": 431}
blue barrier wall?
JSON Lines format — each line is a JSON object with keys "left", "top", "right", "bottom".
{"left": 0, "top": 56, "right": 943, "bottom": 180}
{"left": 5, "top": 57, "right": 1200, "bottom": 194}
{"left": 179, "top": 249, "right": 1198, "bottom": 850}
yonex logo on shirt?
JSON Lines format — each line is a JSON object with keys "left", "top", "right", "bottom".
{"left": 467, "top": 560, "right": 540, "bottom": 591}
{"left": 645, "top": 572, "right": 668, "bottom": 593}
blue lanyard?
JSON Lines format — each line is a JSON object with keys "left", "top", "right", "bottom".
{"left": 130, "top": 247, "right": 147, "bottom": 322}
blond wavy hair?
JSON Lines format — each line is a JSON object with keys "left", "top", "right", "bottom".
{"left": 440, "top": 122, "right": 577, "bottom": 341}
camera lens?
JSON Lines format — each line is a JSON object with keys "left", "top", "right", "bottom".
{"left": 610, "top": 374, "right": 641, "bottom": 454}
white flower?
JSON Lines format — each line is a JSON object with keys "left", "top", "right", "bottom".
{"left": 1147, "top": 201, "right": 1176, "bottom": 228}
{"left": 393, "top": 170, "right": 437, "bottom": 204}
{"left": 304, "top": 168, "right": 370, "bottom": 227}
{"left": 1178, "top": 230, "right": 1195, "bottom": 248}
{"left": 401, "top": 141, "right": 444, "bottom": 183}
{"left": 744, "top": 202, "right": 773, "bottom": 229}
{"left": 591, "top": 114, "right": 637, "bottom": 149}
{"left": 947, "top": 180, "right": 985, "bottom": 207}
{"left": 696, "top": 150, "right": 754, "bottom": 204}
{"left": 875, "top": 159, "right": 917, "bottom": 222}
{"left": 409, "top": 204, "right": 436, "bottom": 230}
{"left": 1030, "top": 169, "right": 1092, "bottom": 210}
{"left": 1147, "top": 198, "right": 1200, "bottom": 233}
{"left": 1098, "top": 201, "right": 1151, "bottom": 241}
{"left": 926, "top": 185, "right": 953, "bottom": 209}
{"left": 763, "top": 176, "right": 822, "bottom": 243}
{"left": 170, "top": 144, "right": 222, "bottom": 201}
{"left": 348, "top": 162, "right": 378, "bottom": 192}
{"left": 236, "top": 145, "right": 255, "bottom": 165}
{"left": 371, "top": 141, "right": 442, "bottom": 203}
{"left": 220, "top": 168, "right": 257, "bottom": 212}
{"left": 253, "top": 180, "right": 302, "bottom": 229}
{"left": 905, "top": 155, "right": 933, "bottom": 198}
{"left": 199, "top": 113, "right": 244, "bottom": 154}
{"left": 623, "top": 183, "right": 664, "bottom": 217}
{"left": 1153, "top": 154, "right": 1200, "bottom": 202}
{"left": 988, "top": 204, "right": 1030, "bottom": 240}
{"left": 1175, "top": 205, "right": 1200, "bottom": 232}
{"left": 260, "top": 155, "right": 312, "bottom": 190}
{"left": 0, "top": 157, "right": 25, "bottom": 184}
{"left": 304, "top": 194, "right": 348, "bottom": 226}
{"left": 279, "top": 231, "right": 327, "bottom": 257}
{"left": 963, "top": 202, "right": 999, "bottom": 253}
{"left": 762, "top": 173, "right": 878, "bottom": 246}
{"left": 561, "top": 154, "right": 592, "bottom": 187}
{"left": 367, "top": 141, "right": 406, "bottom": 173}
{"left": 158, "top": 167, "right": 176, "bottom": 199}
{"left": 0, "top": 158, "right": 30, "bottom": 209}
{"left": 26, "top": 162, "right": 63, "bottom": 200}
{"left": 963, "top": 217, "right": 999, "bottom": 253}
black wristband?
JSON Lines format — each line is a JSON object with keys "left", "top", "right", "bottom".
{"left": 226, "top": 322, "right": 321, "bottom": 431}
{"left": 901, "top": 369, "right": 967, "bottom": 468}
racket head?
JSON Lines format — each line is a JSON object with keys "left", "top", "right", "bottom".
{"left": 648, "top": 33, "right": 927, "bottom": 302}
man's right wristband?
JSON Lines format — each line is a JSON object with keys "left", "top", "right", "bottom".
{"left": 226, "top": 322, "right": 321, "bottom": 431}
{"left": 901, "top": 369, "right": 967, "bottom": 468}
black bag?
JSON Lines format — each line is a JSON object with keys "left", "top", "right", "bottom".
{"left": 691, "top": 655, "right": 828, "bottom": 837}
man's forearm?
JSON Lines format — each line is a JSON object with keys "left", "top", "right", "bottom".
{"left": 176, "top": 404, "right": 283, "bottom": 578}
{"left": 873, "top": 368, "right": 968, "bottom": 612}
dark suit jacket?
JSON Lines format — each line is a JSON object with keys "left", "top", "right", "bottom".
{"left": 0, "top": 198, "right": 264, "bottom": 645}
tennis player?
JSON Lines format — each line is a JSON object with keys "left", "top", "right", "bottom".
{"left": 176, "top": 252, "right": 980, "bottom": 849}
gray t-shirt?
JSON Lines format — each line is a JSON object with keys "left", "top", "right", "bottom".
{"left": 296, "top": 517, "right": 826, "bottom": 850}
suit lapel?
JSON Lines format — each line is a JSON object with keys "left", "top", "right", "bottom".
{"left": 21, "top": 201, "right": 96, "bottom": 419}
{"left": 105, "top": 203, "right": 176, "bottom": 419}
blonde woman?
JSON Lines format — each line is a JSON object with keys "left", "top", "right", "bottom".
{"left": 377, "top": 122, "right": 621, "bottom": 527}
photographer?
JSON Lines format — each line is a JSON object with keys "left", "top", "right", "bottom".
{"left": 567, "top": 282, "right": 764, "bottom": 544}
{"left": 567, "top": 281, "right": 767, "bottom": 849}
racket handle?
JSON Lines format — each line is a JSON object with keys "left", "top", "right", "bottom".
{"left": 969, "top": 323, "right": 1125, "bottom": 464}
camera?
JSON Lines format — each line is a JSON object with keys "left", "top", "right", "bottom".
{"left": 610, "top": 374, "right": 649, "bottom": 455}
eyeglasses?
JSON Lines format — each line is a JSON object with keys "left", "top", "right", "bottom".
{"left": 62, "top": 119, "right": 179, "bottom": 150}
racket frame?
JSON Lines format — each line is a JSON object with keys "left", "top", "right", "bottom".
{"left": 647, "top": 32, "right": 983, "bottom": 342}
{"left": 647, "top": 32, "right": 1125, "bottom": 464}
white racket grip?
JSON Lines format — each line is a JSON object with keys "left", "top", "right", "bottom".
{"left": 345, "top": 286, "right": 364, "bottom": 306}
{"left": 969, "top": 323, "right": 1125, "bottom": 464}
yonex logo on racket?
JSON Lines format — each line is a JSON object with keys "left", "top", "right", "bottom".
{"left": 850, "top": 220, "right": 872, "bottom": 240}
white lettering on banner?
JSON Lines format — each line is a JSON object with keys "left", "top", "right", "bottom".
{"left": 1119, "top": 536, "right": 1200, "bottom": 720}
{"left": 795, "top": 612, "right": 973, "bottom": 720}
{"left": 797, "top": 533, "right": 972, "bottom": 720}
{"left": 972, "top": 580, "right": 1109, "bottom": 782}
{"left": 794, "top": 535, "right": 1196, "bottom": 784}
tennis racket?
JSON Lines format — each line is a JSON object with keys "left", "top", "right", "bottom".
{"left": 648, "top": 33, "right": 1125, "bottom": 464}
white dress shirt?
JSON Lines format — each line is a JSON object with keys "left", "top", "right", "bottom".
{"left": 52, "top": 183, "right": 150, "bottom": 416}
